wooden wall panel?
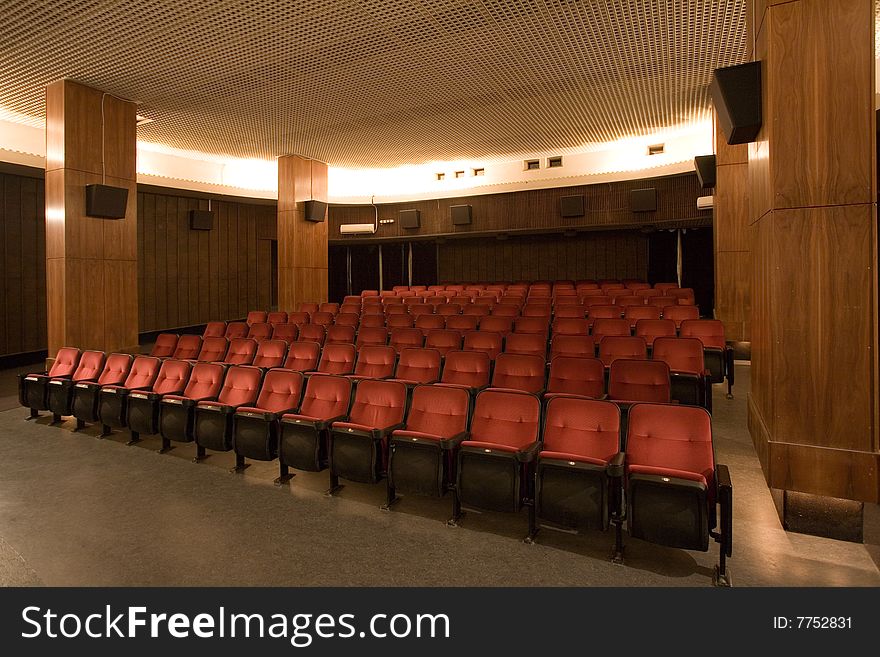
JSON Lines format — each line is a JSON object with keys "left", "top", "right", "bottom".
{"left": 0, "top": 171, "right": 47, "bottom": 357}
{"left": 438, "top": 232, "right": 648, "bottom": 284}
{"left": 329, "top": 173, "right": 708, "bottom": 242}
{"left": 136, "top": 190, "right": 276, "bottom": 332}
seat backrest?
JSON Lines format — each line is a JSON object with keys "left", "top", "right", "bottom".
{"left": 319, "top": 302, "right": 340, "bottom": 315}
{"left": 591, "top": 318, "right": 632, "bottom": 341}
{"left": 470, "top": 389, "right": 540, "bottom": 449}
{"left": 546, "top": 356, "right": 605, "bottom": 398}
{"left": 549, "top": 334, "right": 595, "bottom": 360}
{"left": 171, "top": 335, "right": 202, "bottom": 360}
{"left": 299, "top": 302, "right": 320, "bottom": 314}
{"left": 299, "top": 374, "right": 352, "bottom": 419}
{"left": 272, "top": 323, "right": 299, "bottom": 343}
{"left": 551, "top": 318, "right": 589, "bottom": 336}
{"left": 203, "top": 321, "right": 227, "bottom": 338}
{"left": 326, "top": 325, "right": 356, "bottom": 344}
{"left": 462, "top": 304, "right": 490, "bottom": 317}
{"left": 298, "top": 324, "right": 326, "bottom": 345}
{"left": 445, "top": 315, "right": 479, "bottom": 332}
{"left": 409, "top": 304, "right": 433, "bottom": 316}
{"left": 462, "top": 331, "right": 502, "bottom": 359}
{"left": 647, "top": 295, "right": 677, "bottom": 308}
{"left": 514, "top": 316, "right": 549, "bottom": 336}
{"left": 198, "top": 336, "right": 229, "bottom": 362}
{"left": 310, "top": 311, "right": 335, "bottom": 326}
{"left": 283, "top": 341, "right": 321, "bottom": 371}
{"left": 246, "top": 322, "right": 272, "bottom": 341}
{"left": 612, "top": 295, "right": 644, "bottom": 308}
{"left": 634, "top": 319, "right": 677, "bottom": 346}
{"left": 386, "top": 313, "right": 414, "bottom": 328}
{"left": 490, "top": 304, "right": 519, "bottom": 317}
{"left": 415, "top": 314, "right": 445, "bottom": 332}
{"left": 394, "top": 348, "right": 442, "bottom": 383}
{"left": 668, "top": 288, "right": 695, "bottom": 303}
{"left": 358, "top": 313, "right": 385, "bottom": 328}
{"left": 288, "top": 311, "right": 310, "bottom": 326}
{"left": 662, "top": 304, "right": 700, "bottom": 327}
{"left": 424, "top": 329, "right": 462, "bottom": 356}
{"left": 152, "top": 359, "right": 192, "bottom": 395}
{"left": 626, "top": 403, "right": 714, "bottom": 490}
{"left": 389, "top": 327, "right": 424, "bottom": 352}
{"left": 72, "top": 351, "right": 106, "bottom": 382}
{"left": 652, "top": 337, "right": 705, "bottom": 375}
{"left": 122, "top": 356, "right": 160, "bottom": 390}
{"left": 608, "top": 359, "right": 670, "bottom": 403}
{"left": 404, "top": 384, "right": 469, "bottom": 436}
{"left": 267, "top": 311, "right": 288, "bottom": 325}
{"left": 225, "top": 322, "right": 249, "bottom": 339}
{"left": 246, "top": 311, "right": 267, "bottom": 325}
{"left": 440, "top": 350, "right": 491, "bottom": 388}
{"left": 48, "top": 347, "right": 81, "bottom": 378}
{"left": 317, "top": 343, "right": 357, "bottom": 374}
{"left": 553, "top": 305, "right": 586, "bottom": 319}
{"left": 437, "top": 303, "right": 462, "bottom": 316}
{"left": 679, "top": 319, "right": 726, "bottom": 350}
{"left": 97, "top": 354, "right": 133, "bottom": 386}
{"left": 183, "top": 363, "right": 226, "bottom": 400}
{"left": 254, "top": 369, "right": 304, "bottom": 412}
{"left": 353, "top": 346, "right": 397, "bottom": 378}
{"left": 588, "top": 305, "right": 624, "bottom": 319}
{"left": 356, "top": 326, "right": 388, "bottom": 347}
{"left": 334, "top": 313, "right": 360, "bottom": 327}
{"left": 625, "top": 305, "right": 662, "bottom": 326}
{"left": 479, "top": 317, "right": 512, "bottom": 335}
{"left": 150, "top": 333, "right": 179, "bottom": 358}
{"left": 252, "top": 339, "right": 289, "bottom": 369}
{"left": 490, "top": 353, "right": 545, "bottom": 393}
{"left": 217, "top": 366, "right": 262, "bottom": 406}
{"left": 543, "top": 396, "right": 620, "bottom": 461}
{"left": 598, "top": 336, "right": 647, "bottom": 367}
{"left": 582, "top": 295, "right": 612, "bottom": 306}
{"left": 347, "top": 380, "right": 407, "bottom": 428}
{"left": 225, "top": 338, "right": 258, "bottom": 365}
{"left": 504, "top": 332, "right": 547, "bottom": 358}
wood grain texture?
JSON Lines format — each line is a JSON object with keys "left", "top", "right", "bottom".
{"left": 438, "top": 232, "right": 647, "bottom": 284}
{"left": 329, "top": 173, "right": 709, "bottom": 241}
{"left": 766, "top": 0, "right": 874, "bottom": 209}
{"left": 137, "top": 191, "right": 276, "bottom": 332}
{"left": 714, "top": 251, "right": 751, "bottom": 342}
{"left": 714, "top": 163, "right": 750, "bottom": 252}
{"left": 714, "top": 113, "right": 749, "bottom": 167}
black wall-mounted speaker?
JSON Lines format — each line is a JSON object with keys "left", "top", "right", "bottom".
{"left": 400, "top": 209, "right": 420, "bottom": 229}
{"left": 450, "top": 204, "right": 472, "bottom": 225}
{"left": 694, "top": 155, "right": 717, "bottom": 188}
{"left": 630, "top": 188, "right": 657, "bottom": 212}
{"left": 304, "top": 200, "right": 327, "bottom": 222}
{"left": 710, "top": 61, "right": 762, "bottom": 145}
{"left": 85, "top": 184, "right": 128, "bottom": 219}
{"left": 560, "top": 195, "right": 585, "bottom": 218}
{"left": 189, "top": 209, "right": 214, "bottom": 230}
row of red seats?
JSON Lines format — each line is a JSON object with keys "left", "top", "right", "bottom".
{"left": 17, "top": 351, "right": 731, "bottom": 584}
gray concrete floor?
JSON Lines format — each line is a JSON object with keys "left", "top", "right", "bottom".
{"left": 0, "top": 362, "right": 878, "bottom": 587}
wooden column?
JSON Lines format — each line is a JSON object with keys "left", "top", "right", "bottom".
{"left": 747, "top": 0, "right": 879, "bottom": 503}
{"left": 45, "top": 80, "right": 138, "bottom": 358}
{"left": 713, "top": 114, "right": 751, "bottom": 342}
{"left": 277, "top": 155, "right": 328, "bottom": 311}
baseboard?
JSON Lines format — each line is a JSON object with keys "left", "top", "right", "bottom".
{"left": 0, "top": 349, "right": 48, "bottom": 370}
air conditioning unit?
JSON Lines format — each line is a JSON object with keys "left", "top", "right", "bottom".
{"left": 697, "top": 195, "right": 714, "bottom": 210}
{"left": 339, "top": 223, "right": 377, "bottom": 235}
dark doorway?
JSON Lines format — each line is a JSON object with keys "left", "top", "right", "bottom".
{"left": 381, "top": 243, "right": 406, "bottom": 290}
{"left": 410, "top": 241, "right": 438, "bottom": 287}
{"left": 680, "top": 227, "right": 715, "bottom": 314}
{"left": 349, "top": 244, "right": 380, "bottom": 295}
{"left": 328, "top": 245, "right": 348, "bottom": 303}
{"left": 646, "top": 230, "right": 678, "bottom": 286}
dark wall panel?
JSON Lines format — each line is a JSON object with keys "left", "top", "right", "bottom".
{"left": 438, "top": 232, "right": 648, "bottom": 283}
{"left": 0, "top": 170, "right": 47, "bottom": 357}
{"left": 137, "top": 191, "right": 276, "bottom": 333}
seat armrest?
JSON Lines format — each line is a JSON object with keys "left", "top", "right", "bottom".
{"left": 316, "top": 414, "right": 347, "bottom": 431}
{"left": 373, "top": 422, "right": 406, "bottom": 440}
{"left": 606, "top": 451, "right": 625, "bottom": 478}
{"left": 716, "top": 463, "right": 733, "bottom": 557}
{"left": 716, "top": 463, "right": 732, "bottom": 492}
{"left": 516, "top": 440, "right": 542, "bottom": 463}
{"left": 440, "top": 431, "right": 469, "bottom": 450}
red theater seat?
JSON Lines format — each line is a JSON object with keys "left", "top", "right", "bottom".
{"left": 504, "top": 333, "right": 547, "bottom": 359}
{"left": 193, "top": 365, "right": 262, "bottom": 460}
{"left": 424, "top": 329, "right": 462, "bottom": 357}
{"left": 598, "top": 336, "right": 648, "bottom": 368}
{"left": 159, "top": 362, "right": 226, "bottom": 450}
{"left": 45, "top": 350, "right": 105, "bottom": 421}
{"left": 489, "top": 353, "right": 545, "bottom": 394}
{"left": 224, "top": 338, "right": 258, "bottom": 365}
{"left": 462, "top": 331, "right": 503, "bottom": 359}
{"left": 389, "top": 327, "right": 424, "bottom": 353}
{"left": 71, "top": 353, "right": 133, "bottom": 429}
{"left": 126, "top": 359, "right": 192, "bottom": 442}
{"left": 662, "top": 304, "right": 700, "bottom": 328}
{"left": 549, "top": 334, "right": 595, "bottom": 360}
{"left": 247, "top": 322, "right": 272, "bottom": 342}
{"left": 545, "top": 356, "right": 605, "bottom": 399}
{"left": 97, "top": 355, "right": 161, "bottom": 434}
{"left": 267, "top": 311, "right": 288, "bottom": 325}
{"left": 326, "top": 325, "right": 356, "bottom": 345}
{"left": 348, "top": 345, "right": 397, "bottom": 381}
{"left": 150, "top": 333, "right": 179, "bottom": 358}
{"left": 203, "top": 321, "right": 227, "bottom": 338}
{"left": 19, "top": 346, "right": 81, "bottom": 417}
{"left": 311, "top": 343, "right": 356, "bottom": 376}
{"left": 445, "top": 315, "right": 478, "bottom": 332}
{"left": 225, "top": 322, "right": 249, "bottom": 339}
{"left": 389, "top": 348, "right": 442, "bottom": 385}
{"left": 283, "top": 341, "right": 321, "bottom": 372}
{"left": 297, "top": 323, "right": 326, "bottom": 345}
{"left": 438, "top": 350, "right": 491, "bottom": 392}
{"left": 271, "top": 323, "right": 299, "bottom": 343}
{"left": 608, "top": 359, "right": 670, "bottom": 404}
{"left": 652, "top": 337, "right": 711, "bottom": 410}
{"left": 252, "top": 339, "right": 288, "bottom": 369}
{"left": 355, "top": 326, "right": 388, "bottom": 348}
{"left": 246, "top": 311, "right": 267, "bottom": 325}
{"left": 634, "top": 319, "right": 675, "bottom": 347}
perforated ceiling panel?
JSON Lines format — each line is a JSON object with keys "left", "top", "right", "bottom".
{"left": 0, "top": 0, "right": 748, "bottom": 167}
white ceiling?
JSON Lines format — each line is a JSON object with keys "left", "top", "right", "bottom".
{"left": 1, "top": 0, "right": 749, "bottom": 168}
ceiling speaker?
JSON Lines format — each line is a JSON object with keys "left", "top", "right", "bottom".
{"left": 560, "top": 195, "right": 585, "bottom": 218}
{"left": 304, "top": 200, "right": 327, "bottom": 222}
{"left": 694, "top": 155, "right": 716, "bottom": 188}
{"left": 85, "top": 184, "right": 128, "bottom": 219}
{"left": 189, "top": 209, "right": 214, "bottom": 230}
{"left": 450, "top": 205, "right": 472, "bottom": 225}
{"left": 630, "top": 188, "right": 657, "bottom": 212}
{"left": 710, "top": 61, "right": 762, "bottom": 145}
{"left": 399, "top": 209, "right": 420, "bottom": 229}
